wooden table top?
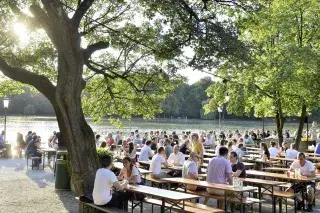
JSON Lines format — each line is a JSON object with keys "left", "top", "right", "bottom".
{"left": 246, "top": 170, "right": 316, "bottom": 182}
{"left": 246, "top": 147, "right": 260, "bottom": 151}
{"left": 239, "top": 178, "right": 286, "bottom": 186}
{"left": 305, "top": 153, "right": 320, "bottom": 157}
{"left": 126, "top": 184, "right": 200, "bottom": 201}
{"left": 41, "top": 148, "right": 57, "bottom": 152}
{"left": 205, "top": 149, "right": 216, "bottom": 153}
{"left": 113, "top": 162, "right": 152, "bottom": 174}
{"left": 243, "top": 158, "right": 280, "bottom": 164}
{"left": 204, "top": 153, "right": 216, "bottom": 157}
{"left": 162, "top": 178, "right": 257, "bottom": 192}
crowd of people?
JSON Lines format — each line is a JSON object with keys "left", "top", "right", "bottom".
{"left": 91, "top": 129, "right": 319, "bottom": 212}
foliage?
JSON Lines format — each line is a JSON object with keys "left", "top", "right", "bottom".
{"left": 205, "top": 0, "right": 320, "bottom": 119}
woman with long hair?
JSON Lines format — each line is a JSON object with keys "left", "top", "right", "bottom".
{"left": 260, "top": 142, "right": 270, "bottom": 161}
{"left": 125, "top": 142, "right": 136, "bottom": 163}
{"left": 118, "top": 157, "right": 141, "bottom": 184}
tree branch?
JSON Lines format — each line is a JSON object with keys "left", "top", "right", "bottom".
{"left": 83, "top": 41, "right": 109, "bottom": 62}
{"left": 0, "top": 57, "right": 56, "bottom": 102}
{"left": 72, "top": 0, "right": 95, "bottom": 28}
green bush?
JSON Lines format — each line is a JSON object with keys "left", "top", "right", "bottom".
{"left": 65, "top": 148, "right": 114, "bottom": 176}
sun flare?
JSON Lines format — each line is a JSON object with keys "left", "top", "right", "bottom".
{"left": 13, "top": 22, "right": 29, "bottom": 45}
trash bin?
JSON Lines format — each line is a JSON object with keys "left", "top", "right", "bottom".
{"left": 55, "top": 159, "right": 71, "bottom": 190}
{"left": 56, "top": 150, "right": 68, "bottom": 160}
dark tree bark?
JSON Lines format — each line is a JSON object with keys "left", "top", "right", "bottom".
{"left": 295, "top": 104, "right": 307, "bottom": 150}
{"left": 275, "top": 98, "right": 285, "bottom": 145}
{"left": 1, "top": 0, "right": 101, "bottom": 196}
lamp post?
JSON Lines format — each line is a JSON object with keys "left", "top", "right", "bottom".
{"left": 3, "top": 97, "right": 10, "bottom": 143}
{"left": 217, "top": 106, "right": 223, "bottom": 132}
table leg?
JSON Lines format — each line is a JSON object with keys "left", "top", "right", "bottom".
{"left": 161, "top": 198, "right": 165, "bottom": 213}
{"left": 258, "top": 186, "right": 262, "bottom": 213}
{"left": 240, "top": 193, "right": 243, "bottom": 213}
{"left": 272, "top": 186, "right": 276, "bottom": 213}
{"left": 224, "top": 190, "right": 227, "bottom": 213}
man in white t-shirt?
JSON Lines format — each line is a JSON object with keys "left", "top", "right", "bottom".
{"left": 287, "top": 153, "right": 316, "bottom": 212}
{"left": 149, "top": 147, "right": 170, "bottom": 179}
{"left": 138, "top": 140, "right": 154, "bottom": 162}
{"left": 268, "top": 141, "right": 279, "bottom": 158}
{"left": 93, "top": 155, "right": 128, "bottom": 208}
{"left": 285, "top": 143, "right": 299, "bottom": 159}
{"left": 168, "top": 145, "right": 185, "bottom": 166}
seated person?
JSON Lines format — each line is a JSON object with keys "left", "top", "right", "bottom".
{"left": 285, "top": 143, "right": 299, "bottom": 159}
{"left": 149, "top": 147, "right": 170, "bottom": 179}
{"left": 206, "top": 147, "right": 232, "bottom": 207}
{"left": 179, "top": 139, "right": 190, "bottom": 154}
{"left": 286, "top": 153, "right": 316, "bottom": 212}
{"left": 93, "top": 155, "right": 128, "bottom": 209}
{"left": 167, "top": 145, "right": 185, "bottom": 177}
{"left": 164, "top": 139, "right": 173, "bottom": 159}
{"left": 118, "top": 157, "right": 141, "bottom": 184}
{"left": 230, "top": 151, "right": 246, "bottom": 178}
{"left": 182, "top": 152, "right": 200, "bottom": 190}
{"left": 125, "top": 142, "right": 136, "bottom": 163}
{"left": 168, "top": 145, "right": 185, "bottom": 166}
{"left": 100, "top": 141, "right": 107, "bottom": 148}
{"left": 268, "top": 141, "right": 279, "bottom": 158}
{"left": 25, "top": 135, "right": 42, "bottom": 166}
{"left": 138, "top": 140, "right": 154, "bottom": 162}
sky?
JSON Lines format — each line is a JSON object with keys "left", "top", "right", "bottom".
{"left": 178, "top": 68, "right": 213, "bottom": 84}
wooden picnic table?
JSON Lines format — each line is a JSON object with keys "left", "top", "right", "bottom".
{"left": 239, "top": 178, "right": 286, "bottom": 213}
{"left": 41, "top": 148, "right": 57, "bottom": 169}
{"left": 125, "top": 184, "right": 200, "bottom": 213}
{"left": 305, "top": 152, "right": 320, "bottom": 157}
{"left": 200, "top": 162, "right": 255, "bottom": 169}
{"left": 243, "top": 157, "right": 280, "bottom": 165}
{"left": 203, "top": 152, "right": 216, "bottom": 157}
{"left": 246, "top": 147, "right": 260, "bottom": 151}
{"left": 205, "top": 149, "right": 216, "bottom": 153}
{"left": 162, "top": 177, "right": 257, "bottom": 213}
{"left": 246, "top": 170, "right": 316, "bottom": 182}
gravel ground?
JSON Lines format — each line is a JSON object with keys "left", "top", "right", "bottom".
{"left": 0, "top": 158, "right": 319, "bottom": 213}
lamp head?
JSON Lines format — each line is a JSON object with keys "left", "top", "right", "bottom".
{"left": 3, "top": 97, "right": 9, "bottom": 108}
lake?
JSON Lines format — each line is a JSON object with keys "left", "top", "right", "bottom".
{"left": 0, "top": 116, "right": 303, "bottom": 144}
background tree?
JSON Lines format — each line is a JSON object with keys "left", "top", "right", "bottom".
{"left": 0, "top": 0, "right": 247, "bottom": 195}
{"left": 205, "top": 0, "right": 320, "bottom": 146}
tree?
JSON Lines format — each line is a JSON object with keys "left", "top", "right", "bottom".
{"left": 0, "top": 0, "right": 247, "bottom": 196}
{"left": 205, "top": 0, "right": 320, "bottom": 146}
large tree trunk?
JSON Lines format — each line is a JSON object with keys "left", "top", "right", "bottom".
{"left": 275, "top": 98, "right": 285, "bottom": 145}
{"left": 295, "top": 104, "right": 307, "bottom": 150}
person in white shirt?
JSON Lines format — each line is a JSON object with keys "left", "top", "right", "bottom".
{"left": 268, "top": 141, "right": 279, "bottom": 158}
{"left": 125, "top": 142, "right": 137, "bottom": 163}
{"left": 138, "top": 140, "right": 154, "bottom": 162}
{"left": 118, "top": 157, "right": 142, "bottom": 184}
{"left": 182, "top": 152, "right": 200, "bottom": 190}
{"left": 149, "top": 147, "right": 170, "bottom": 179}
{"left": 234, "top": 143, "right": 244, "bottom": 161}
{"left": 204, "top": 133, "right": 213, "bottom": 147}
{"left": 285, "top": 143, "right": 299, "bottom": 159}
{"left": 215, "top": 140, "right": 226, "bottom": 156}
{"left": 167, "top": 145, "right": 185, "bottom": 177}
{"left": 93, "top": 155, "right": 128, "bottom": 208}
{"left": 286, "top": 153, "right": 316, "bottom": 212}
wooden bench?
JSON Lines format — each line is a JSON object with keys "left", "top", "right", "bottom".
{"left": 144, "top": 197, "right": 224, "bottom": 213}
{"left": 176, "top": 188, "right": 265, "bottom": 205}
{"left": 143, "top": 174, "right": 168, "bottom": 188}
{"left": 76, "top": 197, "right": 128, "bottom": 213}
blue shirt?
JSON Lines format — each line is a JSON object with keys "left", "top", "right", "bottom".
{"left": 315, "top": 143, "right": 320, "bottom": 154}
{"left": 0, "top": 134, "right": 4, "bottom": 146}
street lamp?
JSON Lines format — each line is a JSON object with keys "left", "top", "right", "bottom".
{"left": 3, "top": 97, "right": 10, "bottom": 143}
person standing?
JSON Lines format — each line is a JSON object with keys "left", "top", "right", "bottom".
{"left": 191, "top": 133, "right": 204, "bottom": 161}
{"left": 106, "top": 133, "right": 115, "bottom": 146}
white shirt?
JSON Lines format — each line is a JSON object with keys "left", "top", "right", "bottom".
{"left": 149, "top": 154, "right": 165, "bottom": 175}
{"left": 168, "top": 152, "right": 185, "bottom": 166}
{"left": 204, "top": 137, "right": 213, "bottom": 145}
{"left": 120, "top": 165, "right": 141, "bottom": 183}
{"left": 285, "top": 149, "right": 299, "bottom": 159}
{"left": 269, "top": 147, "right": 279, "bottom": 158}
{"left": 290, "top": 160, "right": 315, "bottom": 176}
{"left": 182, "top": 159, "right": 198, "bottom": 178}
{"left": 93, "top": 168, "right": 118, "bottom": 205}
{"left": 234, "top": 148, "right": 244, "bottom": 159}
{"left": 128, "top": 149, "right": 136, "bottom": 159}
{"left": 138, "top": 145, "right": 154, "bottom": 161}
